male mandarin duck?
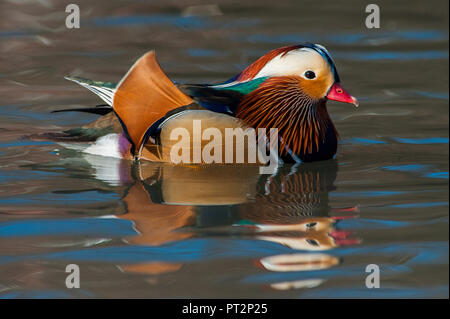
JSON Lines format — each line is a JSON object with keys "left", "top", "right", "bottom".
{"left": 34, "top": 43, "right": 358, "bottom": 164}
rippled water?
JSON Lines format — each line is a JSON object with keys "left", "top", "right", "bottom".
{"left": 0, "top": 0, "right": 448, "bottom": 298}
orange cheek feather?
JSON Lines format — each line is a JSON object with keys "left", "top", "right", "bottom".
{"left": 298, "top": 76, "right": 333, "bottom": 100}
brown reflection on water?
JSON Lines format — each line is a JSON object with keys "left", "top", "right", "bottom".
{"left": 111, "top": 160, "right": 358, "bottom": 280}
{"left": 238, "top": 161, "right": 358, "bottom": 250}
{"left": 119, "top": 181, "right": 195, "bottom": 275}
{"left": 116, "top": 163, "right": 261, "bottom": 275}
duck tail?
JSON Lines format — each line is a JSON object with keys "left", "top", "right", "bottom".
{"left": 64, "top": 76, "right": 117, "bottom": 106}
{"left": 52, "top": 77, "right": 116, "bottom": 115}
{"left": 51, "top": 104, "right": 113, "bottom": 116}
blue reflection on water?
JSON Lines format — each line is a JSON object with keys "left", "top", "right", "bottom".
{"left": 336, "top": 51, "right": 448, "bottom": 60}
{"left": 243, "top": 30, "right": 447, "bottom": 45}
{"left": 0, "top": 105, "right": 98, "bottom": 127}
{"left": 0, "top": 190, "right": 119, "bottom": 205}
{"left": 93, "top": 15, "right": 208, "bottom": 28}
{"left": 330, "top": 191, "right": 405, "bottom": 197}
{"left": 416, "top": 91, "right": 450, "bottom": 100}
{"left": 1, "top": 239, "right": 447, "bottom": 266}
{"left": 0, "top": 169, "right": 61, "bottom": 183}
{"left": 0, "top": 217, "right": 135, "bottom": 238}
{"left": 0, "top": 140, "right": 53, "bottom": 149}
{"left": 0, "top": 289, "right": 94, "bottom": 299}
{"left": 187, "top": 48, "right": 220, "bottom": 57}
{"left": 383, "top": 164, "right": 428, "bottom": 172}
{"left": 388, "top": 202, "right": 448, "bottom": 208}
{"left": 0, "top": 31, "right": 34, "bottom": 38}
{"left": 426, "top": 172, "right": 449, "bottom": 179}
{"left": 339, "top": 216, "right": 448, "bottom": 230}
{"left": 343, "top": 137, "right": 449, "bottom": 145}
{"left": 299, "top": 286, "right": 448, "bottom": 298}
{"left": 0, "top": 290, "right": 72, "bottom": 299}
{"left": 382, "top": 164, "right": 449, "bottom": 180}
{"left": 342, "top": 138, "right": 386, "bottom": 145}
{"left": 392, "top": 137, "right": 449, "bottom": 144}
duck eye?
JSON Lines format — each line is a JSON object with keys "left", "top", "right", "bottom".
{"left": 306, "top": 222, "right": 317, "bottom": 229}
{"left": 306, "top": 239, "right": 319, "bottom": 246}
{"left": 304, "top": 70, "right": 316, "bottom": 79}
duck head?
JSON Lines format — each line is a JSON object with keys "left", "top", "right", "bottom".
{"left": 228, "top": 43, "right": 358, "bottom": 161}
{"left": 231, "top": 43, "right": 358, "bottom": 106}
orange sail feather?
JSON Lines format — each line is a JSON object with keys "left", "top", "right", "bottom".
{"left": 113, "top": 51, "right": 194, "bottom": 156}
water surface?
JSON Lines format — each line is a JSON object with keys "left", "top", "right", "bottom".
{"left": 0, "top": 0, "right": 448, "bottom": 298}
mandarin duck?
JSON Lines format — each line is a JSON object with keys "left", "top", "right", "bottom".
{"left": 32, "top": 43, "right": 358, "bottom": 164}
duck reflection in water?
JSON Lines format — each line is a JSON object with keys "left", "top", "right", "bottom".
{"left": 107, "top": 158, "right": 359, "bottom": 282}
